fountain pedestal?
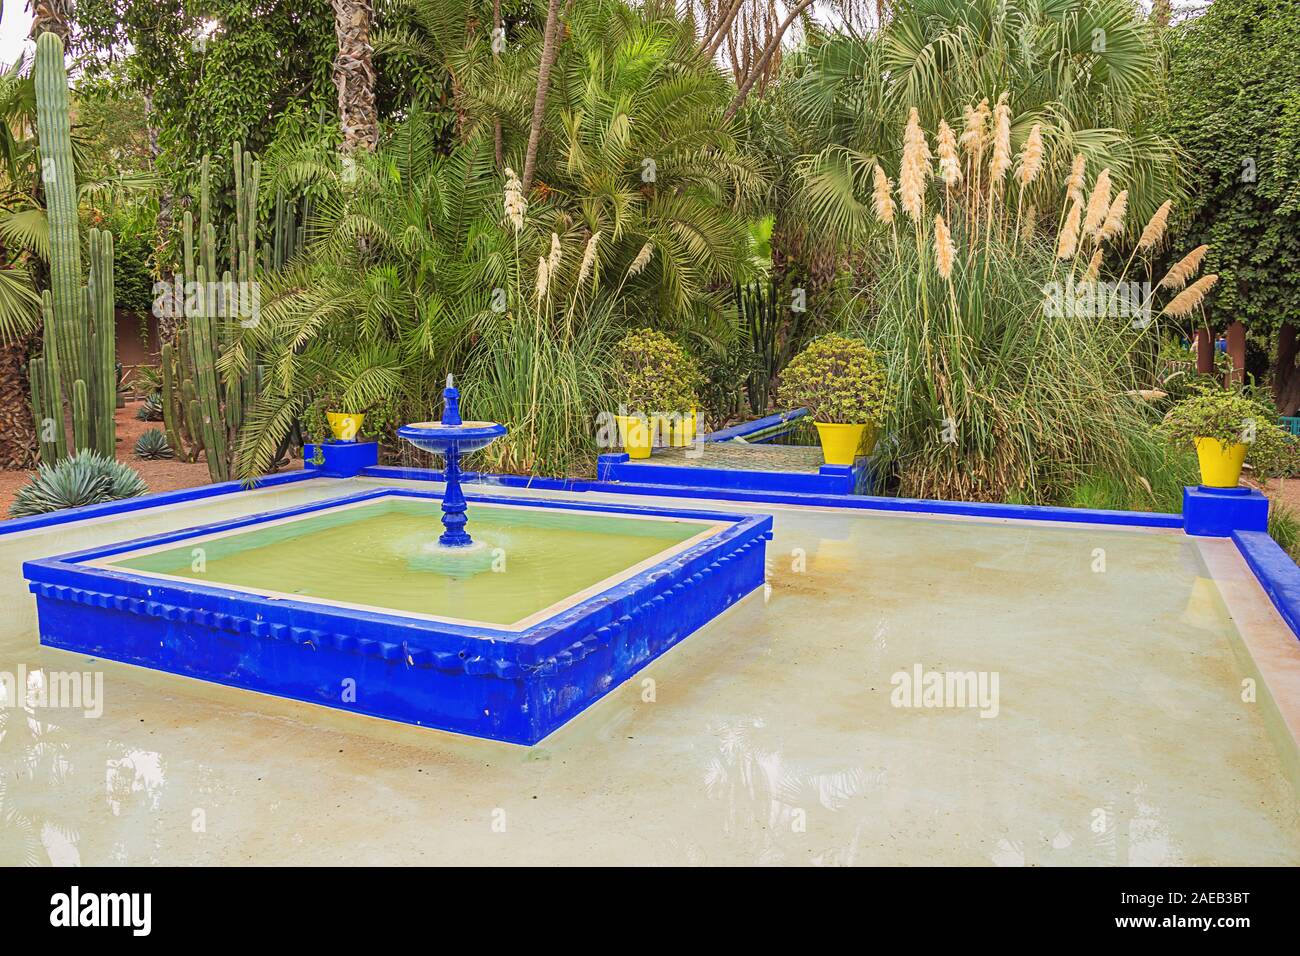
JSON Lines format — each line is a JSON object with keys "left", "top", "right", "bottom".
{"left": 397, "top": 377, "right": 507, "bottom": 548}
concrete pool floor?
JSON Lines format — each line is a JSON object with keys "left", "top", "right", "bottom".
{"left": 1, "top": 475, "right": 1298, "bottom": 866}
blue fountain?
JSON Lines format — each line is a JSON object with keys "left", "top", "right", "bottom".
{"left": 398, "top": 376, "right": 507, "bottom": 549}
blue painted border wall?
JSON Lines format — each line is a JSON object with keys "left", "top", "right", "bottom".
{"left": 360, "top": 465, "right": 1184, "bottom": 528}
{"left": 8, "top": 461, "right": 1300, "bottom": 650}
{"left": 701, "top": 408, "right": 808, "bottom": 443}
{"left": 23, "top": 487, "right": 772, "bottom": 745}
{"left": 0, "top": 470, "right": 317, "bottom": 535}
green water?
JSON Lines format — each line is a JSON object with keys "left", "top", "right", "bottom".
{"left": 107, "top": 497, "right": 709, "bottom": 626}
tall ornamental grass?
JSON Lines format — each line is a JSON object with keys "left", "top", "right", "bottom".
{"left": 860, "top": 103, "right": 1216, "bottom": 504}
{"left": 464, "top": 310, "right": 617, "bottom": 479}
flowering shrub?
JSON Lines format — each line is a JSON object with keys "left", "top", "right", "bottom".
{"left": 779, "top": 334, "right": 891, "bottom": 424}
{"left": 612, "top": 329, "right": 701, "bottom": 414}
{"left": 1160, "top": 388, "right": 1300, "bottom": 479}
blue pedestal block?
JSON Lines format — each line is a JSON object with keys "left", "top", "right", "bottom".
{"left": 597, "top": 451, "right": 872, "bottom": 495}
{"left": 304, "top": 440, "right": 379, "bottom": 477}
{"left": 1182, "top": 485, "right": 1269, "bottom": 537}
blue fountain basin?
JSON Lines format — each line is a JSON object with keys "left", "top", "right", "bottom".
{"left": 22, "top": 488, "right": 772, "bottom": 745}
{"left": 398, "top": 421, "right": 507, "bottom": 455}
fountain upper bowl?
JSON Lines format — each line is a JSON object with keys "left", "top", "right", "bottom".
{"left": 398, "top": 421, "right": 507, "bottom": 454}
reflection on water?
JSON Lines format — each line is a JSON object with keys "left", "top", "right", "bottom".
{"left": 0, "top": 477, "right": 1298, "bottom": 865}
{"left": 698, "top": 717, "right": 884, "bottom": 866}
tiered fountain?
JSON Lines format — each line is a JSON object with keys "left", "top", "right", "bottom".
{"left": 398, "top": 376, "right": 507, "bottom": 560}
{"left": 25, "top": 371, "right": 771, "bottom": 744}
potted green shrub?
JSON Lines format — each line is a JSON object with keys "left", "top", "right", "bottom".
{"left": 612, "top": 329, "right": 702, "bottom": 457}
{"left": 779, "top": 334, "right": 891, "bottom": 465}
{"left": 1160, "top": 389, "right": 1300, "bottom": 487}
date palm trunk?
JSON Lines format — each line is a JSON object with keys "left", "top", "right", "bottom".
{"left": 0, "top": 334, "right": 36, "bottom": 469}
{"left": 28, "top": 1, "right": 72, "bottom": 42}
{"left": 331, "top": 0, "right": 379, "bottom": 154}
{"left": 521, "top": 0, "right": 564, "bottom": 194}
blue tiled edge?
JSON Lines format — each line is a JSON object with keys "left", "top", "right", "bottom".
{"left": 595, "top": 452, "right": 870, "bottom": 496}
{"left": 0, "top": 460, "right": 1186, "bottom": 536}
{"left": 1232, "top": 530, "right": 1300, "bottom": 639}
{"left": 23, "top": 487, "right": 773, "bottom": 745}
{"left": 360, "top": 465, "right": 1185, "bottom": 529}
{"left": 0, "top": 469, "right": 318, "bottom": 537}
{"left": 702, "top": 408, "right": 808, "bottom": 443}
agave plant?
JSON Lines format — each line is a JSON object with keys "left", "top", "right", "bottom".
{"left": 133, "top": 428, "right": 174, "bottom": 460}
{"left": 135, "top": 393, "right": 164, "bottom": 421}
{"left": 8, "top": 450, "right": 148, "bottom": 518}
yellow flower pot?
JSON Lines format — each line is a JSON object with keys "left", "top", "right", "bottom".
{"left": 616, "top": 414, "right": 653, "bottom": 459}
{"left": 669, "top": 410, "right": 698, "bottom": 447}
{"left": 1194, "top": 437, "right": 1247, "bottom": 488}
{"left": 813, "top": 421, "right": 874, "bottom": 466}
{"left": 327, "top": 412, "right": 365, "bottom": 442}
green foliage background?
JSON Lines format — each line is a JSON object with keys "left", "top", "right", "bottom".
{"left": 71, "top": 1, "right": 337, "bottom": 217}
{"left": 1162, "top": 0, "right": 1300, "bottom": 334}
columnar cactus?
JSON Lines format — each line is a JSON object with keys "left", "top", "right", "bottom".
{"left": 28, "top": 31, "right": 117, "bottom": 461}
{"left": 169, "top": 142, "right": 279, "bottom": 482}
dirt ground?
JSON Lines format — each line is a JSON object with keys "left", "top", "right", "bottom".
{"left": 1, "top": 399, "right": 231, "bottom": 516}
{"left": 1258, "top": 476, "right": 1300, "bottom": 516}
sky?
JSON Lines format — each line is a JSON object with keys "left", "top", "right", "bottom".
{"left": 0, "top": 5, "right": 34, "bottom": 67}
{"left": 0, "top": 1, "right": 1211, "bottom": 73}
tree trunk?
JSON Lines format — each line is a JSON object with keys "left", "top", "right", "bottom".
{"left": 1151, "top": 0, "right": 1173, "bottom": 29}
{"left": 493, "top": 0, "right": 504, "bottom": 167}
{"left": 522, "top": 0, "right": 563, "bottom": 194}
{"left": 1225, "top": 320, "right": 1246, "bottom": 386}
{"left": 1276, "top": 323, "right": 1300, "bottom": 415}
{"left": 704, "top": 0, "right": 746, "bottom": 58}
{"left": 28, "top": 1, "right": 72, "bottom": 42}
{"left": 1276, "top": 323, "right": 1297, "bottom": 401}
{"left": 723, "top": 0, "right": 818, "bottom": 120}
{"left": 0, "top": 335, "right": 36, "bottom": 470}
{"left": 331, "top": 0, "right": 379, "bottom": 154}
{"left": 1194, "top": 327, "right": 1215, "bottom": 375}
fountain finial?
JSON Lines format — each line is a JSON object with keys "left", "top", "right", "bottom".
{"left": 441, "top": 374, "right": 463, "bottom": 427}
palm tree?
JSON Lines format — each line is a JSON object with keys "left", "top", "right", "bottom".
{"left": 521, "top": 0, "right": 562, "bottom": 192}
{"left": 769, "top": 0, "right": 1181, "bottom": 253}
{"left": 0, "top": 58, "right": 46, "bottom": 469}
{"left": 231, "top": 2, "right": 764, "bottom": 478}
{"left": 27, "top": 0, "right": 72, "bottom": 42}
{"left": 229, "top": 114, "right": 505, "bottom": 478}
{"left": 332, "top": 0, "right": 380, "bottom": 152}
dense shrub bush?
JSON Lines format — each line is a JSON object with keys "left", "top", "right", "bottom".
{"left": 778, "top": 334, "right": 890, "bottom": 424}
{"left": 1160, "top": 389, "right": 1300, "bottom": 479}
{"left": 612, "top": 329, "right": 702, "bottom": 414}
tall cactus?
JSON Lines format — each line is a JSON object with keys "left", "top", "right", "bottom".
{"left": 160, "top": 140, "right": 307, "bottom": 480}
{"left": 28, "top": 31, "right": 116, "bottom": 461}
{"left": 168, "top": 142, "right": 277, "bottom": 481}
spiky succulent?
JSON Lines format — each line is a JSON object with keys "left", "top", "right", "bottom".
{"left": 134, "top": 428, "right": 174, "bottom": 461}
{"left": 136, "top": 393, "right": 164, "bottom": 421}
{"left": 9, "top": 451, "right": 148, "bottom": 518}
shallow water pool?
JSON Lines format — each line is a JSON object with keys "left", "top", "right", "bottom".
{"left": 1, "top": 475, "right": 1297, "bottom": 865}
